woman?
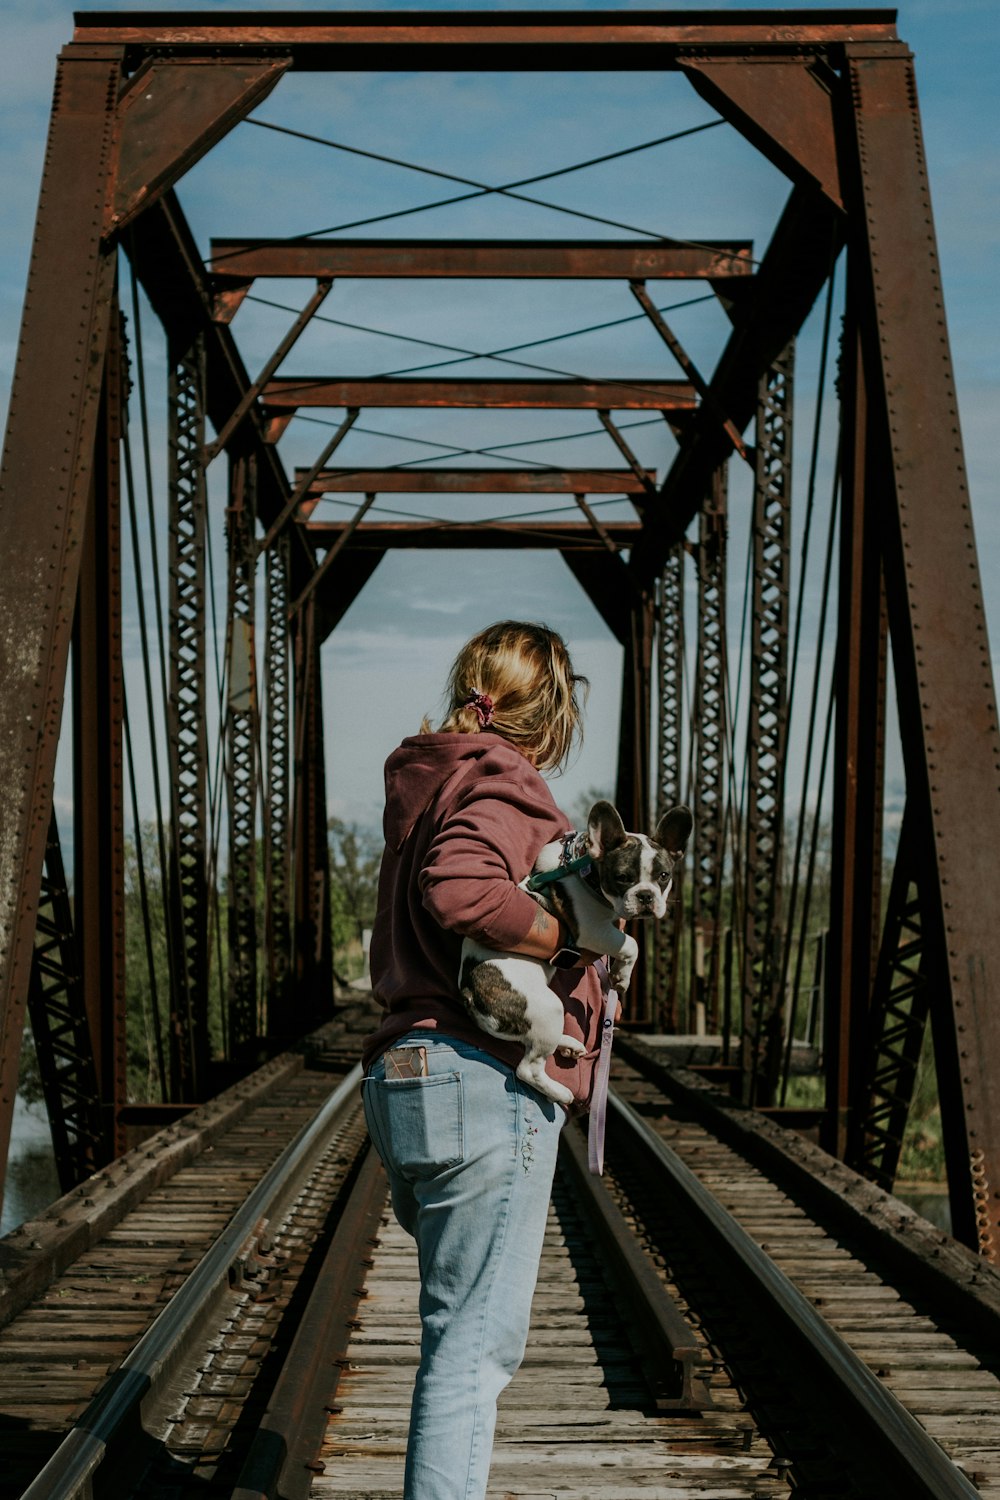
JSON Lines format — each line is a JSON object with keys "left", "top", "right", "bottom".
{"left": 362, "top": 620, "right": 606, "bottom": 1500}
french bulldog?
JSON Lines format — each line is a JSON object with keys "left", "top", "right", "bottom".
{"left": 459, "top": 801, "right": 692, "bottom": 1106}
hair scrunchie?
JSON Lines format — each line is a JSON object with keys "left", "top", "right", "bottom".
{"left": 464, "top": 690, "right": 495, "bottom": 728}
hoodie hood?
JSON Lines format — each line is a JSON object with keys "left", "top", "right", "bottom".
{"left": 383, "top": 733, "right": 529, "bottom": 853}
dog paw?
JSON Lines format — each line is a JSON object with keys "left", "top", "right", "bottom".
{"left": 516, "top": 1062, "right": 575, "bottom": 1107}
{"left": 555, "top": 1035, "right": 586, "bottom": 1058}
{"left": 610, "top": 962, "right": 634, "bottom": 991}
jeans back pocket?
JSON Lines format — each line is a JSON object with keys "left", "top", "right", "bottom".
{"left": 363, "top": 1072, "right": 465, "bottom": 1179}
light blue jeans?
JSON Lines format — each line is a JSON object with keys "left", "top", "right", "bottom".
{"left": 362, "top": 1031, "right": 565, "bottom": 1500}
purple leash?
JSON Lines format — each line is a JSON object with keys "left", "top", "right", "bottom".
{"left": 588, "top": 958, "right": 618, "bottom": 1175}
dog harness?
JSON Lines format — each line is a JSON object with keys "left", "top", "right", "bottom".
{"left": 525, "top": 830, "right": 592, "bottom": 893}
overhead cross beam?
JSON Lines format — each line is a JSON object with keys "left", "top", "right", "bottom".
{"left": 74, "top": 13, "right": 900, "bottom": 67}
{"left": 209, "top": 238, "right": 754, "bottom": 281}
{"left": 263, "top": 377, "right": 697, "bottom": 412}
{"left": 299, "top": 468, "right": 654, "bottom": 495}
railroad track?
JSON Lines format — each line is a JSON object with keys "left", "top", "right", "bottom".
{"left": 4, "top": 1014, "right": 1000, "bottom": 1498}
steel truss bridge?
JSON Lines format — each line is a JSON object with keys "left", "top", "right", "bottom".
{"left": 1, "top": 8, "right": 998, "bottom": 1268}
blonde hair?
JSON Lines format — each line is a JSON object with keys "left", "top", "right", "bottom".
{"left": 425, "top": 621, "right": 586, "bottom": 772}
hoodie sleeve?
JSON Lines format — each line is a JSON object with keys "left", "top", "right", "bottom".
{"left": 419, "top": 774, "right": 558, "bottom": 948}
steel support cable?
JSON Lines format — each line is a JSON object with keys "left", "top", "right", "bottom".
{"left": 781, "top": 666, "right": 836, "bottom": 1103}
{"left": 19, "top": 1064, "right": 365, "bottom": 1500}
{"left": 293, "top": 412, "right": 668, "bottom": 475}
{"left": 718, "top": 507, "right": 757, "bottom": 1035}
{"left": 317, "top": 491, "right": 631, "bottom": 529}
{"left": 237, "top": 115, "right": 733, "bottom": 251}
{"left": 121, "top": 678, "right": 168, "bottom": 1102}
{"left": 608, "top": 1090, "right": 981, "bottom": 1500}
{"left": 246, "top": 290, "right": 716, "bottom": 384}
{"left": 777, "top": 451, "right": 842, "bottom": 1102}
{"left": 120, "top": 343, "right": 186, "bottom": 1062}
{"left": 784, "top": 249, "right": 838, "bottom": 772}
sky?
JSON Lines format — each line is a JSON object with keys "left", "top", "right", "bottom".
{"left": 1, "top": 0, "right": 997, "bottom": 840}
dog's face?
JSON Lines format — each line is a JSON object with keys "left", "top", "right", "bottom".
{"left": 586, "top": 800, "right": 692, "bottom": 921}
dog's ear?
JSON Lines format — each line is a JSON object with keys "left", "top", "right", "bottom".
{"left": 656, "top": 804, "right": 692, "bottom": 854}
{"left": 587, "top": 800, "right": 628, "bottom": 859}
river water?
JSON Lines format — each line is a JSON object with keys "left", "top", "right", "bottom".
{"left": 1, "top": 1097, "right": 62, "bottom": 1237}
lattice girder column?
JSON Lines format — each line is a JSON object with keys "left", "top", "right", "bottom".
{"left": 167, "top": 331, "right": 210, "bottom": 1100}
{"left": 742, "top": 344, "right": 793, "bottom": 1105}
{"left": 26, "top": 811, "right": 107, "bottom": 1191}
{"left": 855, "top": 806, "right": 932, "bottom": 1192}
{"left": 653, "top": 546, "right": 686, "bottom": 1031}
{"left": 692, "top": 467, "right": 728, "bottom": 1036}
{"left": 226, "top": 455, "right": 259, "bottom": 1059}
{"left": 264, "top": 534, "right": 292, "bottom": 1035}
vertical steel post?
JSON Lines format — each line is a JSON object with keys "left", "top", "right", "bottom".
{"left": 840, "top": 46, "right": 1000, "bottom": 1254}
{"left": 654, "top": 546, "right": 686, "bottom": 1031}
{"left": 72, "top": 296, "right": 128, "bottom": 1156}
{"left": 292, "top": 601, "right": 334, "bottom": 1029}
{"left": 0, "top": 50, "right": 121, "bottom": 1206}
{"left": 692, "top": 467, "right": 728, "bottom": 1037}
{"left": 824, "top": 289, "right": 887, "bottom": 1164}
{"left": 167, "top": 330, "right": 210, "bottom": 1099}
{"left": 226, "top": 454, "right": 259, "bottom": 1059}
{"left": 614, "top": 592, "right": 655, "bottom": 1023}
{"left": 264, "top": 534, "right": 292, "bottom": 1036}
{"left": 741, "top": 344, "right": 793, "bottom": 1105}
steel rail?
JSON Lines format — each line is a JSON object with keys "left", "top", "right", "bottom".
{"left": 19, "top": 1062, "right": 364, "bottom": 1500}
{"left": 558, "top": 1118, "right": 710, "bottom": 1410}
{"left": 607, "top": 1087, "right": 981, "bottom": 1500}
{"left": 232, "top": 1146, "right": 387, "bottom": 1500}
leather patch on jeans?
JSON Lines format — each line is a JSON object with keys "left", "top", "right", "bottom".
{"left": 385, "top": 1046, "right": 429, "bottom": 1080}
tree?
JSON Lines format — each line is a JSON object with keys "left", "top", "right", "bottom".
{"left": 328, "top": 819, "right": 382, "bottom": 952}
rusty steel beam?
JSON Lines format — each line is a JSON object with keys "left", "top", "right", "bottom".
{"left": 841, "top": 46, "right": 1000, "bottom": 1258}
{"left": 654, "top": 546, "right": 686, "bottom": 1031}
{"left": 301, "top": 467, "right": 653, "bottom": 495}
{"left": 125, "top": 194, "right": 317, "bottom": 597}
{"left": 109, "top": 58, "right": 289, "bottom": 237}
{"left": 209, "top": 238, "right": 754, "bottom": 281}
{"left": 72, "top": 295, "right": 128, "bottom": 1160}
{"left": 741, "top": 344, "right": 793, "bottom": 1108}
{"left": 303, "top": 521, "right": 643, "bottom": 549}
{"left": 559, "top": 552, "right": 632, "bottom": 648}
{"left": 74, "top": 13, "right": 899, "bottom": 66}
{"left": 692, "top": 468, "right": 728, "bottom": 1037}
{"left": 264, "top": 377, "right": 697, "bottom": 412}
{"left": 291, "top": 604, "right": 334, "bottom": 1027}
{"left": 166, "top": 329, "right": 211, "bottom": 1102}
{"left": 313, "top": 554, "right": 387, "bottom": 643}
{"left": 615, "top": 593, "right": 656, "bottom": 1024}
{"left": 0, "top": 51, "right": 122, "bottom": 1209}
{"left": 264, "top": 536, "right": 293, "bottom": 1034}
{"left": 680, "top": 57, "right": 842, "bottom": 209}
{"left": 634, "top": 186, "right": 842, "bottom": 587}
{"left": 226, "top": 456, "right": 260, "bottom": 1059}
{"left": 825, "top": 304, "right": 886, "bottom": 1172}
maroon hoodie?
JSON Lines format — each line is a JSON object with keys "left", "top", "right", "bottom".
{"left": 362, "top": 732, "right": 606, "bottom": 1110}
